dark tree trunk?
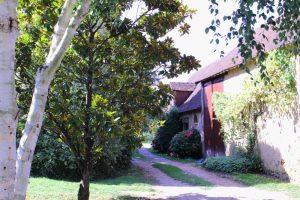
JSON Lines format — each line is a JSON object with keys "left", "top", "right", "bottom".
{"left": 78, "top": 164, "right": 90, "bottom": 200}
{"left": 78, "top": 28, "right": 95, "bottom": 200}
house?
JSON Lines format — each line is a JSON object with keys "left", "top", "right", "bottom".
{"left": 170, "top": 28, "right": 300, "bottom": 184}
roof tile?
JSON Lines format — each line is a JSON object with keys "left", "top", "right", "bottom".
{"left": 188, "top": 28, "right": 284, "bottom": 83}
{"left": 178, "top": 83, "right": 202, "bottom": 113}
{"left": 169, "top": 82, "right": 196, "bottom": 91}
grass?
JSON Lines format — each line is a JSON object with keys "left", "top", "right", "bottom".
{"left": 27, "top": 167, "right": 155, "bottom": 200}
{"left": 132, "top": 150, "right": 147, "bottom": 161}
{"left": 148, "top": 148, "right": 197, "bottom": 164}
{"left": 152, "top": 163, "right": 213, "bottom": 187}
{"left": 233, "top": 173, "right": 300, "bottom": 199}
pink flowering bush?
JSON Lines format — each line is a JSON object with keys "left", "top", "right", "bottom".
{"left": 169, "top": 128, "right": 202, "bottom": 158}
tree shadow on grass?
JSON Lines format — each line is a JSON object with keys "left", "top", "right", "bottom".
{"left": 92, "top": 166, "right": 150, "bottom": 186}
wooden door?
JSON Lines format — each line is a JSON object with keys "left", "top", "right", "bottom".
{"left": 203, "top": 77, "right": 225, "bottom": 157}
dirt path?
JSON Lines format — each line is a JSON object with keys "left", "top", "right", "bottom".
{"left": 139, "top": 144, "right": 242, "bottom": 187}
{"left": 132, "top": 144, "right": 293, "bottom": 200}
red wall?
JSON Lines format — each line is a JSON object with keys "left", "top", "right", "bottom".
{"left": 203, "top": 77, "right": 225, "bottom": 157}
{"left": 174, "top": 91, "right": 192, "bottom": 107}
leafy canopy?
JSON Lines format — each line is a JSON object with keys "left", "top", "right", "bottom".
{"left": 207, "top": 0, "right": 299, "bottom": 76}
{"left": 16, "top": 0, "right": 200, "bottom": 179}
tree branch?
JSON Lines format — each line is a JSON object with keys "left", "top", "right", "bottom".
{"left": 47, "top": 112, "right": 81, "bottom": 159}
{"left": 92, "top": 19, "right": 105, "bottom": 34}
{"left": 49, "top": 0, "right": 77, "bottom": 57}
{"left": 92, "top": 10, "right": 152, "bottom": 55}
{"left": 45, "top": 0, "right": 92, "bottom": 77}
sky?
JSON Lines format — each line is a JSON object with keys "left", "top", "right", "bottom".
{"left": 163, "top": 0, "right": 238, "bottom": 83}
{"left": 126, "top": 1, "right": 240, "bottom": 83}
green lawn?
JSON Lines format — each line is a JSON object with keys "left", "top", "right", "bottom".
{"left": 132, "top": 150, "right": 147, "bottom": 161}
{"left": 148, "top": 148, "right": 197, "bottom": 164}
{"left": 152, "top": 163, "right": 213, "bottom": 187}
{"left": 233, "top": 173, "right": 300, "bottom": 199}
{"left": 27, "top": 167, "right": 155, "bottom": 200}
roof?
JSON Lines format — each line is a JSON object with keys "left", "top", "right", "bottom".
{"left": 189, "top": 27, "right": 283, "bottom": 83}
{"left": 169, "top": 82, "right": 196, "bottom": 91}
{"left": 178, "top": 83, "right": 202, "bottom": 113}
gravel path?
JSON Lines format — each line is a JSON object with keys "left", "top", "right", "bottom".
{"left": 132, "top": 144, "right": 294, "bottom": 200}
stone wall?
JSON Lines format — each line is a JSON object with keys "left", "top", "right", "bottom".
{"left": 257, "top": 114, "right": 300, "bottom": 183}
{"left": 222, "top": 60, "right": 300, "bottom": 184}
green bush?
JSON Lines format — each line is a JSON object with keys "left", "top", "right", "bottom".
{"left": 169, "top": 129, "right": 202, "bottom": 158}
{"left": 152, "top": 108, "right": 182, "bottom": 153}
{"left": 203, "top": 155, "right": 262, "bottom": 173}
{"left": 92, "top": 148, "right": 132, "bottom": 179}
{"left": 31, "top": 131, "right": 134, "bottom": 180}
{"left": 142, "top": 131, "right": 155, "bottom": 143}
{"left": 31, "top": 132, "right": 79, "bottom": 179}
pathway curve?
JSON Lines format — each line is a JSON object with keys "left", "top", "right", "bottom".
{"left": 132, "top": 144, "right": 294, "bottom": 200}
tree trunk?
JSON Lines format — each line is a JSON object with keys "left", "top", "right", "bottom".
{"left": 14, "top": 71, "right": 51, "bottom": 199}
{"left": 0, "top": 1, "right": 18, "bottom": 199}
{"left": 77, "top": 34, "right": 94, "bottom": 199}
{"left": 296, "top": 56, "right": 300, "bottom": 113}
{"left": 78, "top": 164, "right": 90, "bottom": 200}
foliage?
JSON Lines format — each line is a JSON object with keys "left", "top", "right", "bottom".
{"left": 212, "top": 48, "right": 297, "bottom": 150}
{"left": 31, "top": 131, "right": 78, "bottom": 180}
{"left": 169, "top": 129, "right": 202, "bottom": 159}
{"left": 203, "top": 156, "right": 262, "bottom": 173}
{"left": 92, "top": 148, "right": 133, "bottom": 179}
{"left": 207, "top": 0, "right": 299, "bottom": 75}
{"left": 142, "top": 131, "right": 156, "bottom": 143}
{"left": 16, "top": 0, "right": 143, "bottom": 180}
{"left": 27, "top": 167, "right": 155, "bottom": 200}
{"left": 152, "top": 108, "right": 182, "bottom": 153}
{"left": 16, "top": 1, "right": 200, "bottom": 194}
{"left": 152, "top": 163, "right": 213, "bottom": 186}
{"left": 142, "top": 116, "right": 162, "bottom": 142}
{"left": 45, "top": 0, "right": 199, "bottom": 182}
{"left": 31, "top": 131, "right": 134, "bottom": 180}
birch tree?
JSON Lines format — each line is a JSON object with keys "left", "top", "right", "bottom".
{"left": 0, "top": 0, "right": 91, "bottom": 199}
{"left": 0, "top": 1, "right": 19, "bottom": 199}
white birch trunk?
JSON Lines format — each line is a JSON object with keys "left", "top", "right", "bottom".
{"left": 296, "top": 56, "right": 300, "bottom": 114}
{"left": 49, "top": 0, "right": 77, "bottom": 57}
{"left": 14, "top": 1, "right": 91, "bottom": 199}
{"left": 0, "top": 1, "right": 18, "bottom": 199}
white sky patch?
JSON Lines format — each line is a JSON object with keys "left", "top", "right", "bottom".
{"left": 124, "top": 1, "right": 243, "bottom": 84}
{"left": 163, "top": 0, "right": 280, "bottom": 84}
{"left": 124, "top": 1, "right": 147, "bottom": 20}
{"left": 162, "top": 0, "right": 240, "bottom": 84}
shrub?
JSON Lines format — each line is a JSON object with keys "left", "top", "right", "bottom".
{"left": 213, "top": 49, "right": 296, "bottom": 144}
{"left": 203, "top": 155, "right": 262, "bottom": 173}
{"left": 142, "top": 131, "right": 155, "bottom": 143}
{"left": 92, "top": 148, "right": 132, "bottom": 179}
{"left": 31, "top": 131, "right": 135, "bottom": 180}
{"left": 152, "top": 108, "right": 182, "bottom": 153}
{"left": 31, "top": 131, "right": 79, "bottom": 179}
{"left": 169, "top": 128, "right": 202, "bottom": 158}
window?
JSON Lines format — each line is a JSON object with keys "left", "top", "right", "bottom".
{"left": 182, "top": 117, "right": 189, "bottom": 130}
{"left": 194, "top": 114, "right": 198, "bottom": 127}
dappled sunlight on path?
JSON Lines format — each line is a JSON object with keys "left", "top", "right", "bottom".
{"left": 131, "top": 144, "right": 294, "bottom": 200}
